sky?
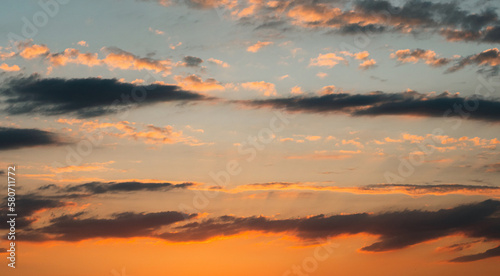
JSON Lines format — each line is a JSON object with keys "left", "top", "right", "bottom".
{"left": 1, "top": 0, "right": 500, "bottom": 275}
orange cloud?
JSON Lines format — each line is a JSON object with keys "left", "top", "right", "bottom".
{"left": 77, "top": 40, "right": 88, "bottom": 47}
{"left": 390, "top": 49, "right": 452, "bottom": 67}
{"left": 247, "top": 41, "right": 273, "bottom": 53}
{"left": 290, "top": 85, "right": 304, "bottom": 95}
{"left": 18, "top": 43, "right": 50, "bottom": 59}
{"left": 287, "top": 150, "right": 352, "bottom": 160}
{"left": 47, "top": 161, "right": 118, "bottom": 173}
{"left": 241, "top": 81, "right": 277, "bottom": 96}
{"left": 174, "top": 75, "right": 225, "bottom": 92}
{"left": 0, "top": 63, "right": 20, "bottom": 72}
{"left": 207, "top": 58, "right": 230, "bottom": 68}
{"left": 359, "top": 59, "right": 377, "bottom": 69}
{"left": 102, "top": 47, "right": 171, "bottom": 75}
{"left": 309, "top": 53, "right": 346, "bottom": 68}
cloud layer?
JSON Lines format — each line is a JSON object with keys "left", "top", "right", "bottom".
{"left": 238, "top": 91, "right": 500, "bottom": 122}
{"left": 0, "top": 75, "right": 209, "bottom": 117}
{"left": 0, "top": 127, "right": 64, "bottom": 151}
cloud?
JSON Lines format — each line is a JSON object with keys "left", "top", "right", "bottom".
{"left": 485, "top": 162, "right": 500, "bottom": 173}
{"left": 0, "top": 75, "right": 208, "bottom": 118}
{"left": 0, "top": 63, "right": 20, "bottom": 72}
{"left": 155, "top": 200, "right": 500, "bottom": 256}
{"left": 17, "top": 42, "right": 50, "bottom": 59}
{"left": 449, "top": 245, "right": 500, "bottom": 262}
{"left": 358, "top": 184, "right": 500, "bottom": 196}
{"left": 24, "top": 211, "right": 196, "bottom": 242}
{"left": 241, "top": 81, "right": 277, "bottom": 96}
{"left": 359, "top": 59, "right": 377, "bottom": 70}
{"left": 310, "top": 51, "right": 374, "bottom": 69}
{"left": 13, "top": 41, "right": 172, "bottom": 75}
{"left": 142, "top": 0, "right": 500, "bottom": 43}
{"left": 207, "top": 58, "right": 230, "bottom": 68}
{"left": 233, "top": 182, "right": 500, "bottom": 197}
{"left": 0, "top": 127, "right": 65, "bottom": 151}
{"left": 447, "top": 48, "right": 500, "bottom": 73}
{"left": 238, "top": 90, "right": 500, "bottom": 122}
{"left": 182, "top": 56, "right": 203, "bottom": 67}
{"left": 50, "top": 181, "right": 194, "bottom": 195}
{"left": 391, "top": 49, "right": 452, "bottom": 67}
{"left": 309, "top": 53, "right": 346, "bottom": 68}
{"left": 101, "top": 47, "right": 171, "bottom": 74}
{"left": 77, "top": 41, "right": 88, "bottom": 47}
{"left": 247, "top": 41, "right": 273, "bottom": 53}
{"left": 58, "top": 119, "right": 208, "bottom": 146}
{"left": 0, "top": 193, "right": 69, "bottom": 229}
{"left": 290, "top": 86, "right": 304, "bottom": 95}
{"left": 174, "top": 74, "right": 225, "bottom": 92}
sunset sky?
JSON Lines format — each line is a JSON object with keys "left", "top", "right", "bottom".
{"left": 1, "top": 0, "right": 500, "bottom": 275}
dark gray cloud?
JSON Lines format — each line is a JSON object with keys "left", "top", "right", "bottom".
{"left": 450, "top": 245, "right": 500, "bottom": 262}
{"left": 24, "top": 211, "right": 196, "bottom": 242}
{"left": 361, "top": 184, "right": 500, "bottom": 194}
{"left": 157, "top": 200, "right": 500, "bottom": 256}
{"left": 42, "top": 181, "right": 194, "bottom": 195}
{"left": 0, "top": 75, "right": 209, "bottom": 118}
{"left": 0, "top": 194, "right": 68, "bottom": 229}
{"left": 239, "top": 91, "right": 500, "bottom": 122}
{"left": 24, "top": 199, "right": 500, "bottom": 262}
{"left": 182, "top": 56, "right": 203, "bottom": 67}
{"left": 338, "top": 23, "right": 387, "bottom": 35}
{"left": 0, "top": 127, "right": 65, "bottom": 151}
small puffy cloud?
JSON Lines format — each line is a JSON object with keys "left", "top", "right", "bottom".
{"left": 318, "top": 85, "right": 336, "bottom": 95}
{"left": 316, "top": 72, "right": 328, "bottom": 78}
{"left": 247, "top": 41, "right": 273, "bottom": 53}
{"left": 77, "top": 41, "right": 88, "bottom": 47}
{"left": 359, "top": 59, "right": 377, "bottom": 70}
{"left": 0, "top": 63, "right": 20, "bottom": 72}
{"left": 182, "top": 56, "right": 203, "bottom": 67}
{"left": 174, "top": 74, "right": 225, "bottom": 92}
{"left": 169, "top": 42, "right": 182, "bottom": 50}
{"left": 290, "top": 86, "right": 304, "bottom": 95}
{"left": 207, "top": 58, "right": 230, "bottom": 68}
{"left": 148, "top": 27, "right": 165, "bottom": 35}
{"left": 241, "top": 81, "right": 277, "bottom": 96}
{"left": 18, "top": 43, "right": 50, "bottom": 59}
{"left": 309, "top": 53, "right": 346, "bottom": 68}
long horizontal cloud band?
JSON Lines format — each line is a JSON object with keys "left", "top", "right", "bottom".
{"left": 0, "top": 127, "right": 65, "bottom": 150}
{"left": 17, "top": 200, "right": 500, "bottom": 262}
{"left": 0, "top": 75, "right": 209, "bottom": 118}
{"left": 238, "top": 91, "right": 500, "bottom": 122}
{"left": 145, "top": 0, "right": 500, "bottom": 43}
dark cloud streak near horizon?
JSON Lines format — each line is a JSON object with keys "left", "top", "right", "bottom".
{"left": 19, "top": 199, "right": 500, "bottom": 262}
